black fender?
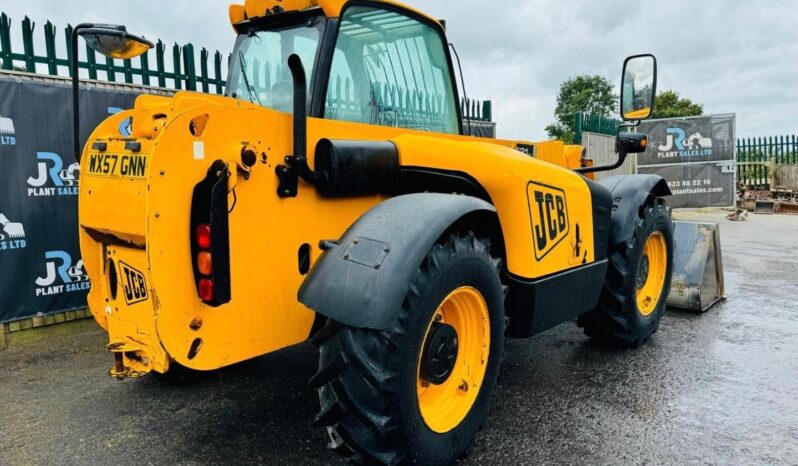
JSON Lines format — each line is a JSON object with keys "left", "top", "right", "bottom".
{"left": 597, "top": 174, "right": 671, "bottom": 247}
{"left": 298, "top": 193, "right": 496, "bottom": 332}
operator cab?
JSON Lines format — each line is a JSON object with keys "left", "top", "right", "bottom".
{"left": 226, "top": 0, "right": 464, "bottom": 135}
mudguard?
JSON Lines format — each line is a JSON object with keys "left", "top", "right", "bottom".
{"left": 598, "top": 174, "right": 671, "bottom": 247}
{"left": 298, "top": 193, "right": 496, "bottom": 332}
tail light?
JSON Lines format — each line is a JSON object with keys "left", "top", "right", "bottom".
{"left": 197, "top": 252, "right": 213, "bottom": 276}
{"left": 194, "top": 225, "right": 214, "bottom": 303}
{"left": 190, "top": 160, "right": 232, "bottom": 306}
{"left": 198, "top": 279, "right": 215, "bottom": 302}
{"left": 196, "top": 224, "right": 212, "bottom": 249}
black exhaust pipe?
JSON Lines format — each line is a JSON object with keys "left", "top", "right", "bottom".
{"left": 276, "top": 54, "right": 325, "bottom": 198}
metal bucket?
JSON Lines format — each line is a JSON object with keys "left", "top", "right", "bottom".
{"left": 667, "top": 222, "right": 726, "bottom": 312}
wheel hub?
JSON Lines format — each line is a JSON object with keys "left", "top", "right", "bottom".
{"left": 419, "top": 322, "right": 459, "bottom": 385}
{"left": 637, "top": 255, "right": 650, "bottom": 289}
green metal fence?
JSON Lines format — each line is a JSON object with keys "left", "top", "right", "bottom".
{"left": 574, "top": 111, "right": 620, "bottom": 144}
{"left": 462, "top": 98, "right": 492, "bottom": 123}
{"left": 736, "top": 135, "right": 798, "bottom": 188}
{"left": 0, "top": 12, "right": 227, "bottom": 93}
{"left": 1, "top": 11, "right": 494, "bottom": 130}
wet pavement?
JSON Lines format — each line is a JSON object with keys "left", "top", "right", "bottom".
{"left": 1, "top": 209, "right": 796, "bottom": 465}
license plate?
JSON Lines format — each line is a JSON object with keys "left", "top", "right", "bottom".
{"left": 86, "top": 153, "right": 147, "bottom": 179}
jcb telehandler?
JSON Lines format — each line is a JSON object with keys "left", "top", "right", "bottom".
{"left": 76, "top": 0, "right": 672, "bottom": 463}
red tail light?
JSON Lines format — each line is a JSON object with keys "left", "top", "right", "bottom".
{"left": 198, "top": 279, "right": 214, "bottom": 302}
{"left": 196, "top": 224, "right": 212, "bottom": 249}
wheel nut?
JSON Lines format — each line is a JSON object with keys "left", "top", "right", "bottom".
{"left": 459, "top": 380, "right": 469, "bottom": 392}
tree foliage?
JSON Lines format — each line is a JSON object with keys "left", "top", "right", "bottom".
{"left": 546, "top": 75, "right": 617, "bottom": 144}
{"left": 651, "top": 90, "right": 703, "bottom": 119}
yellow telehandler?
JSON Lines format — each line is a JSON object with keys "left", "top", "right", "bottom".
{"left": 76, "top": 1, "right": 672, "bottom": 463}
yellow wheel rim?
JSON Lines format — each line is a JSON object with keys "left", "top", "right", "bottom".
{"left": 636, "top": 231, "right": 668, "bottom": 316}
{"left": 417, "top": 286, "right": 491, "bottom": 434}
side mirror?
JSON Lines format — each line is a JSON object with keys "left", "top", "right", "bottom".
{"left": 78, "top": 25, "right": 154, "bottom": 60}
{"left": 621, "top": 54, "right": 657, "bottom": 121}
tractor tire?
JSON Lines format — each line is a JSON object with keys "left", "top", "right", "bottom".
{"left": 309, "top": 232, "right": 506, "bottom": 466}
{"left": 577, "top": 197, "right": 673, "bottom": 347}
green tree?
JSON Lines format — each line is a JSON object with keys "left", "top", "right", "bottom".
{"left": 546, "top": 75, "right": 617, "bottom": 144}
{"left": 651, "top": 90, "right": 703, "bottom": 119}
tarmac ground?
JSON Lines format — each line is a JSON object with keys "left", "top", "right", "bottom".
{"left": 1, "top": 209, "right": 796, "bottom": 465}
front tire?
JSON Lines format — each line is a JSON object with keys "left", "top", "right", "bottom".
{"left": 577, "top": 197, "right": 673, "bottom": 347}
{"left": 309, "top": 232, "right": 506, "bottom": 465}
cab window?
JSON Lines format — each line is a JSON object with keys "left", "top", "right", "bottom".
{"left": 325, "top": 5, "right": 459, "bottom": 134}
{"left": 227, "top": 21, "right": 322, "bottom": 113}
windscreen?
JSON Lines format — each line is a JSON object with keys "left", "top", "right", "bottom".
{"left": 227, "top": 18, "right": 323, "bottom": 113}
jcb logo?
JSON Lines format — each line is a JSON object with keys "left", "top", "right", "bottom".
{"left": 119, "top": 261, "right": 148, "bottom": 305}
{"left": 527, "top": 181, "right": 570, "bottom": 260}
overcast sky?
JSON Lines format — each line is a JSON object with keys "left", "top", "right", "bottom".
{"left": 3, "top": 0, "right": 796, "bottom": 140}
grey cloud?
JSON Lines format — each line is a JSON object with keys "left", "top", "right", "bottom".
{"left": 3, "top": 0, "right": 796, "bottom": 139}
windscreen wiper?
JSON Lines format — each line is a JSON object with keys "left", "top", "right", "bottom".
{"left": 238, "top": 50, "right": 262, "bottom": 106}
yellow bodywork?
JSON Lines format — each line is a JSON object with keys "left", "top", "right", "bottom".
{"left": 230, "top": 0, "right": 440, "bottom": 27}
{"left": 80, "top": 91, "right": 593, "bottom": 375}
{"left": 79, "top": 0, "right": 595, "bottom": 376}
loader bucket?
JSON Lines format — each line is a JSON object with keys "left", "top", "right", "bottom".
{"left": 667, "top": 222, "right": 726, "bottom": 312}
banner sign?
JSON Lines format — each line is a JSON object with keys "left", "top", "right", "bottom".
{"left": 637, "top": 115, "right": 736, "bottom": 166}
{"left": 638, "top": 161, "right": 736, "bottom": 209}
{"left": 635, "top": 114, "right": 736, "bottom": 208}
{"left": 0, "top": 75, "right": 139, "bottom": 322}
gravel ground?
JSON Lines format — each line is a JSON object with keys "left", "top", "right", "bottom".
{"left": 1, "top": 209, "right": 796, "bottom": 465}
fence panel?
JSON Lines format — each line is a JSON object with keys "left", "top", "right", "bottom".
{"left": 574, "top": 111, "right": 620, "bottom": 144}
{"left": 0, "top": 11, "right": 227, "bottom": 93}
{"left": 736, "top": 135, "right": 797, "bottom": 188}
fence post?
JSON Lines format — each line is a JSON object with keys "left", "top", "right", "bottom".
{"left": 140, "top": 50, "right": 151, "bottom": 86}
{"left": 214, "top": 50, "right": 223, "bottom": 94}
{"left": 64, "top": 24, "right": 73, "bottom": 77}
{"left": 156, "top": 40, "right": 166, "bottom": 88}
{"left": 105, "top": 55, "right": 116, "bottom": 82}
{"left": 735, "top": 139, "right": 740, "bottom": 185}
{"left": 123, "top": 58, "right": 133, "bottom": 84}
{"left": 44, "top": 21, "right": 57, "bottom": 75}
{"left": 85, "top": 42, "right": 98, "bottom": 80}
{"left": 183, "top": 43, "right": 196, "bottom": 91}
{"left": 0, "top": 13, "right": 12, "bottom": 70}
{"left": 172, "top": 43, "right": 182, "bottom": 90}
{"left": 200, "top": 47, "right": 210, "bottom": 93}
{"left": 21, "top": 16, "right": 35, "bottom": 72}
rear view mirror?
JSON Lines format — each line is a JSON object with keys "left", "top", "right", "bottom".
{"left": 79, "top": 25, "right": 153, "bottom": 60}
{"left": 621, "top": 54, "right": 657, "bottom": 121}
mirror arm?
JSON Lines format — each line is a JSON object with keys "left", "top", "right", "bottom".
{"left": 71, "top": 23, "right": 94, "bottom": 164}
{"left": 575, "top": 121, "right": 639, "bottom": 175}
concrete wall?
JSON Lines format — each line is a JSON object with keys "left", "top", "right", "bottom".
{"left": 583, "top": 132, "right": 636, "bottom": 181}
{"left": 774, "top": 165, "right": 798, "bottom": 190}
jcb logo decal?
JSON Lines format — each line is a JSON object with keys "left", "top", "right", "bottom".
{"left": 119, "top": 261, "right": 148, "bottom": 305}
{"left": 527, "top": 181, "right": 570, "bottom": 260}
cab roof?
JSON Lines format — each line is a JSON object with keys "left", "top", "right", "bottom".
{"left": 229, "top": 0, "right": 441, "bottom": 28}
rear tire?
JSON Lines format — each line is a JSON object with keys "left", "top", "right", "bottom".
{"left": 577, "top": 197, "right": 673, "bottom": 347}
{"left": 309, "top": 232, "right": 506, "bottom": 465}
